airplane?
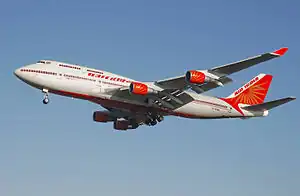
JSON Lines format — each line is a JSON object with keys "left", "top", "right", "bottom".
{"left": 14, "top": 47, "right": 296, "bottom": 130}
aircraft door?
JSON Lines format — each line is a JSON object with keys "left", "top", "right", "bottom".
{"left": 57, "top": 73, "right": 63, "bottom": 80}
{"left": 92, "top": 79, "right": 103, "bottom": 94}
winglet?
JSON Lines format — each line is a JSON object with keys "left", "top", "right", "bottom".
{"left": 272, "top": 47, "right": 288, "bottom": 56}
{"left": 288, "top": 96, "right": 297, "bottom": 101}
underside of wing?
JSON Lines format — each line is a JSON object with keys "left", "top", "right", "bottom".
{"left": 92, "top": 87, "right": 195, "bottom": 130}
{"left": 108, "top": 87, "right": 194, "bottom": 110}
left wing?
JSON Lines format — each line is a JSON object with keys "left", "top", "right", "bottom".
{"left": 155, "top": 47, "right": 288, "bottom": 93}
{"left": 109, "top": 87, "right": 194, "bottom": 110}
{"left": 92, "top": 85, "right": 195, "bottom": 130}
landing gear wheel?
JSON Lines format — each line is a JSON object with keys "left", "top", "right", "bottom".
{"left": 150, "top": 120, "right": 157, "bottom": 126}
{"left": 145, "top": 119, "right": 152, "bottom": 126}
{"left": 42, "top": 89, "right": 50, "bottom": 105}
{"left": 156, "top": 115, "right": 164, "bottom": 122}
{"left": 43, "top": 97, "right": 49, "bottom": 104}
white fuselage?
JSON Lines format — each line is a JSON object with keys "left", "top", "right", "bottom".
{"left": 14, "top": 60, "right": 265, "bottom": 119}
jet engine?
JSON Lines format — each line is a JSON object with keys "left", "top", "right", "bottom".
{"left": 93, "top": 111, "right": 114, "bottom": 122}
{"left": 113, "top": 119, "right": 129, "bottom": 130}
{"left": 185, "top": 70, "right": 209, "bottom": 84}
{"left": 129, "top": 82, "right": 157, "bottom": 95}
{"left": 113, "top": 119, "right": 139, "bottom": 130}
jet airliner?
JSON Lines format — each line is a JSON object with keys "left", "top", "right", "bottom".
{"left": 14, "top": 47, "right": 295, "bottom": 130}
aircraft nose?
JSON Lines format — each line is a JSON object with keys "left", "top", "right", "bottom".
{"left": 14, "top": 65, "right": 36, "bottom": 81}
{"left": 14, "top": 68, "right": 21, "bottom": 77}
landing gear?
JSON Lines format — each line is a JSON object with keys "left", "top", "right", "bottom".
{"left": 42, "top": 89, "right": 49, "bottom": 104}
{"left": 145, "top": 98, "right": 162, "bottom": 107}
{"left": 43, "top": 97, "right": 49, "bottom": 104}
{"left": 145, "top": 113, "right": 163, "bottom": 126}
{"left": 157, "top": 115, "right": 164, "bottom": 122}
{"left": 145, "top": 119, "right": 152, "bottom": 126}
{"left": 145, "top": 119, "right": 157, "bottom": 126}
{"left": 150, "top": 119, "right": 157, "bottom": 126}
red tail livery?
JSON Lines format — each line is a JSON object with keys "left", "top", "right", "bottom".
{"left": 221, "top": 74, "right": 273, "bottom": 114}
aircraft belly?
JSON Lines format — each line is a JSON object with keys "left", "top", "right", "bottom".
{"left": 174, "top": 101, "right": 231, "bottom": 118}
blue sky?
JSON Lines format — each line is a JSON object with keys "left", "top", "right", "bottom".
{"left": 1, "top": 0, "right": 299, "bottom": 195}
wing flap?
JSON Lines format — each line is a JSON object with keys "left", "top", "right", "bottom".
{"left": 156, "top": 75, "right": 233, "bottom": 92}
{"left": 109, "top": 87, "right": 194, "bottom": 110}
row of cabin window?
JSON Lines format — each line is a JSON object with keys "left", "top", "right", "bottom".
{"left": 38, "top": 61, "right": 102, "bottom": 75}
{"left": 58, "top": 64, "right": 103, "bottom": 75}
{"left": 37, "top": 60, "right": 51, "bottom": 64}
{"left": 102, "top": 81, "right": 126, "bottom": 87}
{"left": 20, "top": 69, "right": 57, "bottom": 75}
{"left": 59, "top": 64, "right": 81, "bottom": 70}
{"left": 64, "top": 74, "right": 96, "bottom": 82}
{"left": 87, "top": 69, "right": 103, "bottom": 74}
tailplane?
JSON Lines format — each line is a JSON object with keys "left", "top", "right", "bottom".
{"left": 242, "top": 97, "right": 296, "bottom": 111}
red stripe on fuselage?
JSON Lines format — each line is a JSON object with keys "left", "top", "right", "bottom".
{"left": 193, "top": 99, "right": 228, "bottom": 109}
{"left": 50, "top": 90, "right": 92, "bottom": 100}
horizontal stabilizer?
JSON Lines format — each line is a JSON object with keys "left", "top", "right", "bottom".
{"left": 242, "top": 97, "right": 296, "bottom": 111}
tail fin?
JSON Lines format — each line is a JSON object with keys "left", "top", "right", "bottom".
{"left": 224, "top": 73, "right": 273, "bottom": 106}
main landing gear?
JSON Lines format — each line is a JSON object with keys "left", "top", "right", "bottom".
{"left": 145, "top": 113, "right": 164, "bottom": 126}
{"left": 42, "top": 89, "right": 49, "bottom": 104}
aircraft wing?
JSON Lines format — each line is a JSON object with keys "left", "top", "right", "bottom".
{"left": 94, "top": 88, "right": 195, "bottom": 128}
{"left": 109, "top": 87, "right": 194, "bottom": 110}
{"left": 155, "top": 48, "right": 288, "bottom": 93}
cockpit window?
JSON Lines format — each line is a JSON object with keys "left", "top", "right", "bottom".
{"left": 37, "top": 60, "right": 46, "bottom": 64}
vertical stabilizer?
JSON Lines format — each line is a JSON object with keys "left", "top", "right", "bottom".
{"left": 221, "top": 74, "right": 273, "bottom": 115}
{"left": 224, "top": 73, "right": 273, "bottom": 105}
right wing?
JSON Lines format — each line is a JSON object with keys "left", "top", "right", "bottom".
{"left": 155, "top": 47, "right": 288, "bottom": 93}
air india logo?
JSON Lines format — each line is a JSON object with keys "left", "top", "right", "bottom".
{"left": 234, "top": 76, "right": 259, "bottom": 96}
{"left": 221, "top": 74, "right": 273, "bottom": 116}
{"left": 232, "top": 75, "right": 272, "bottom": 105}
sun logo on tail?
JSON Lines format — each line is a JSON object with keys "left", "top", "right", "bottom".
{"left": 233, "top": 79, "right": 272, "bottom": 105}
{"left": 221, "top": 74, "right": 273, "bottom": 115}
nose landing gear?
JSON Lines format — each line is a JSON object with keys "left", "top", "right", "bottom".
{"left": 43, "top": 96, "right": 49, "bottom": 104}
{"left": 42, "top": 89, "right": 49, "bottom": 104}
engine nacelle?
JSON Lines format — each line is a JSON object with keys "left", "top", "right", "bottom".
{"left": 93, "top": 111, "right": 113, "bottom": 123}
{"left": 129, "top": 82, "right": 157, "bottom": 95}
{"left": 114, "top": 119, "right": 129, "bottom": 130}
{"left": 185, "top": 70, "right": 209, "bottom": 84}
{"left": 113, "top": 119, "right": 139, "bottom": 131}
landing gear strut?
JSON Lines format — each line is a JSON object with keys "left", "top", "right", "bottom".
{"left": 42, "top": 89, "right": 49, "bottom": 104}
{"left": 145, "top": 113, "right": 164, "bottom": 126}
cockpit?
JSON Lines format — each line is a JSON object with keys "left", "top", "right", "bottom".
{"left": 37, "top": 60, "right": 52, "bottom": 64}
